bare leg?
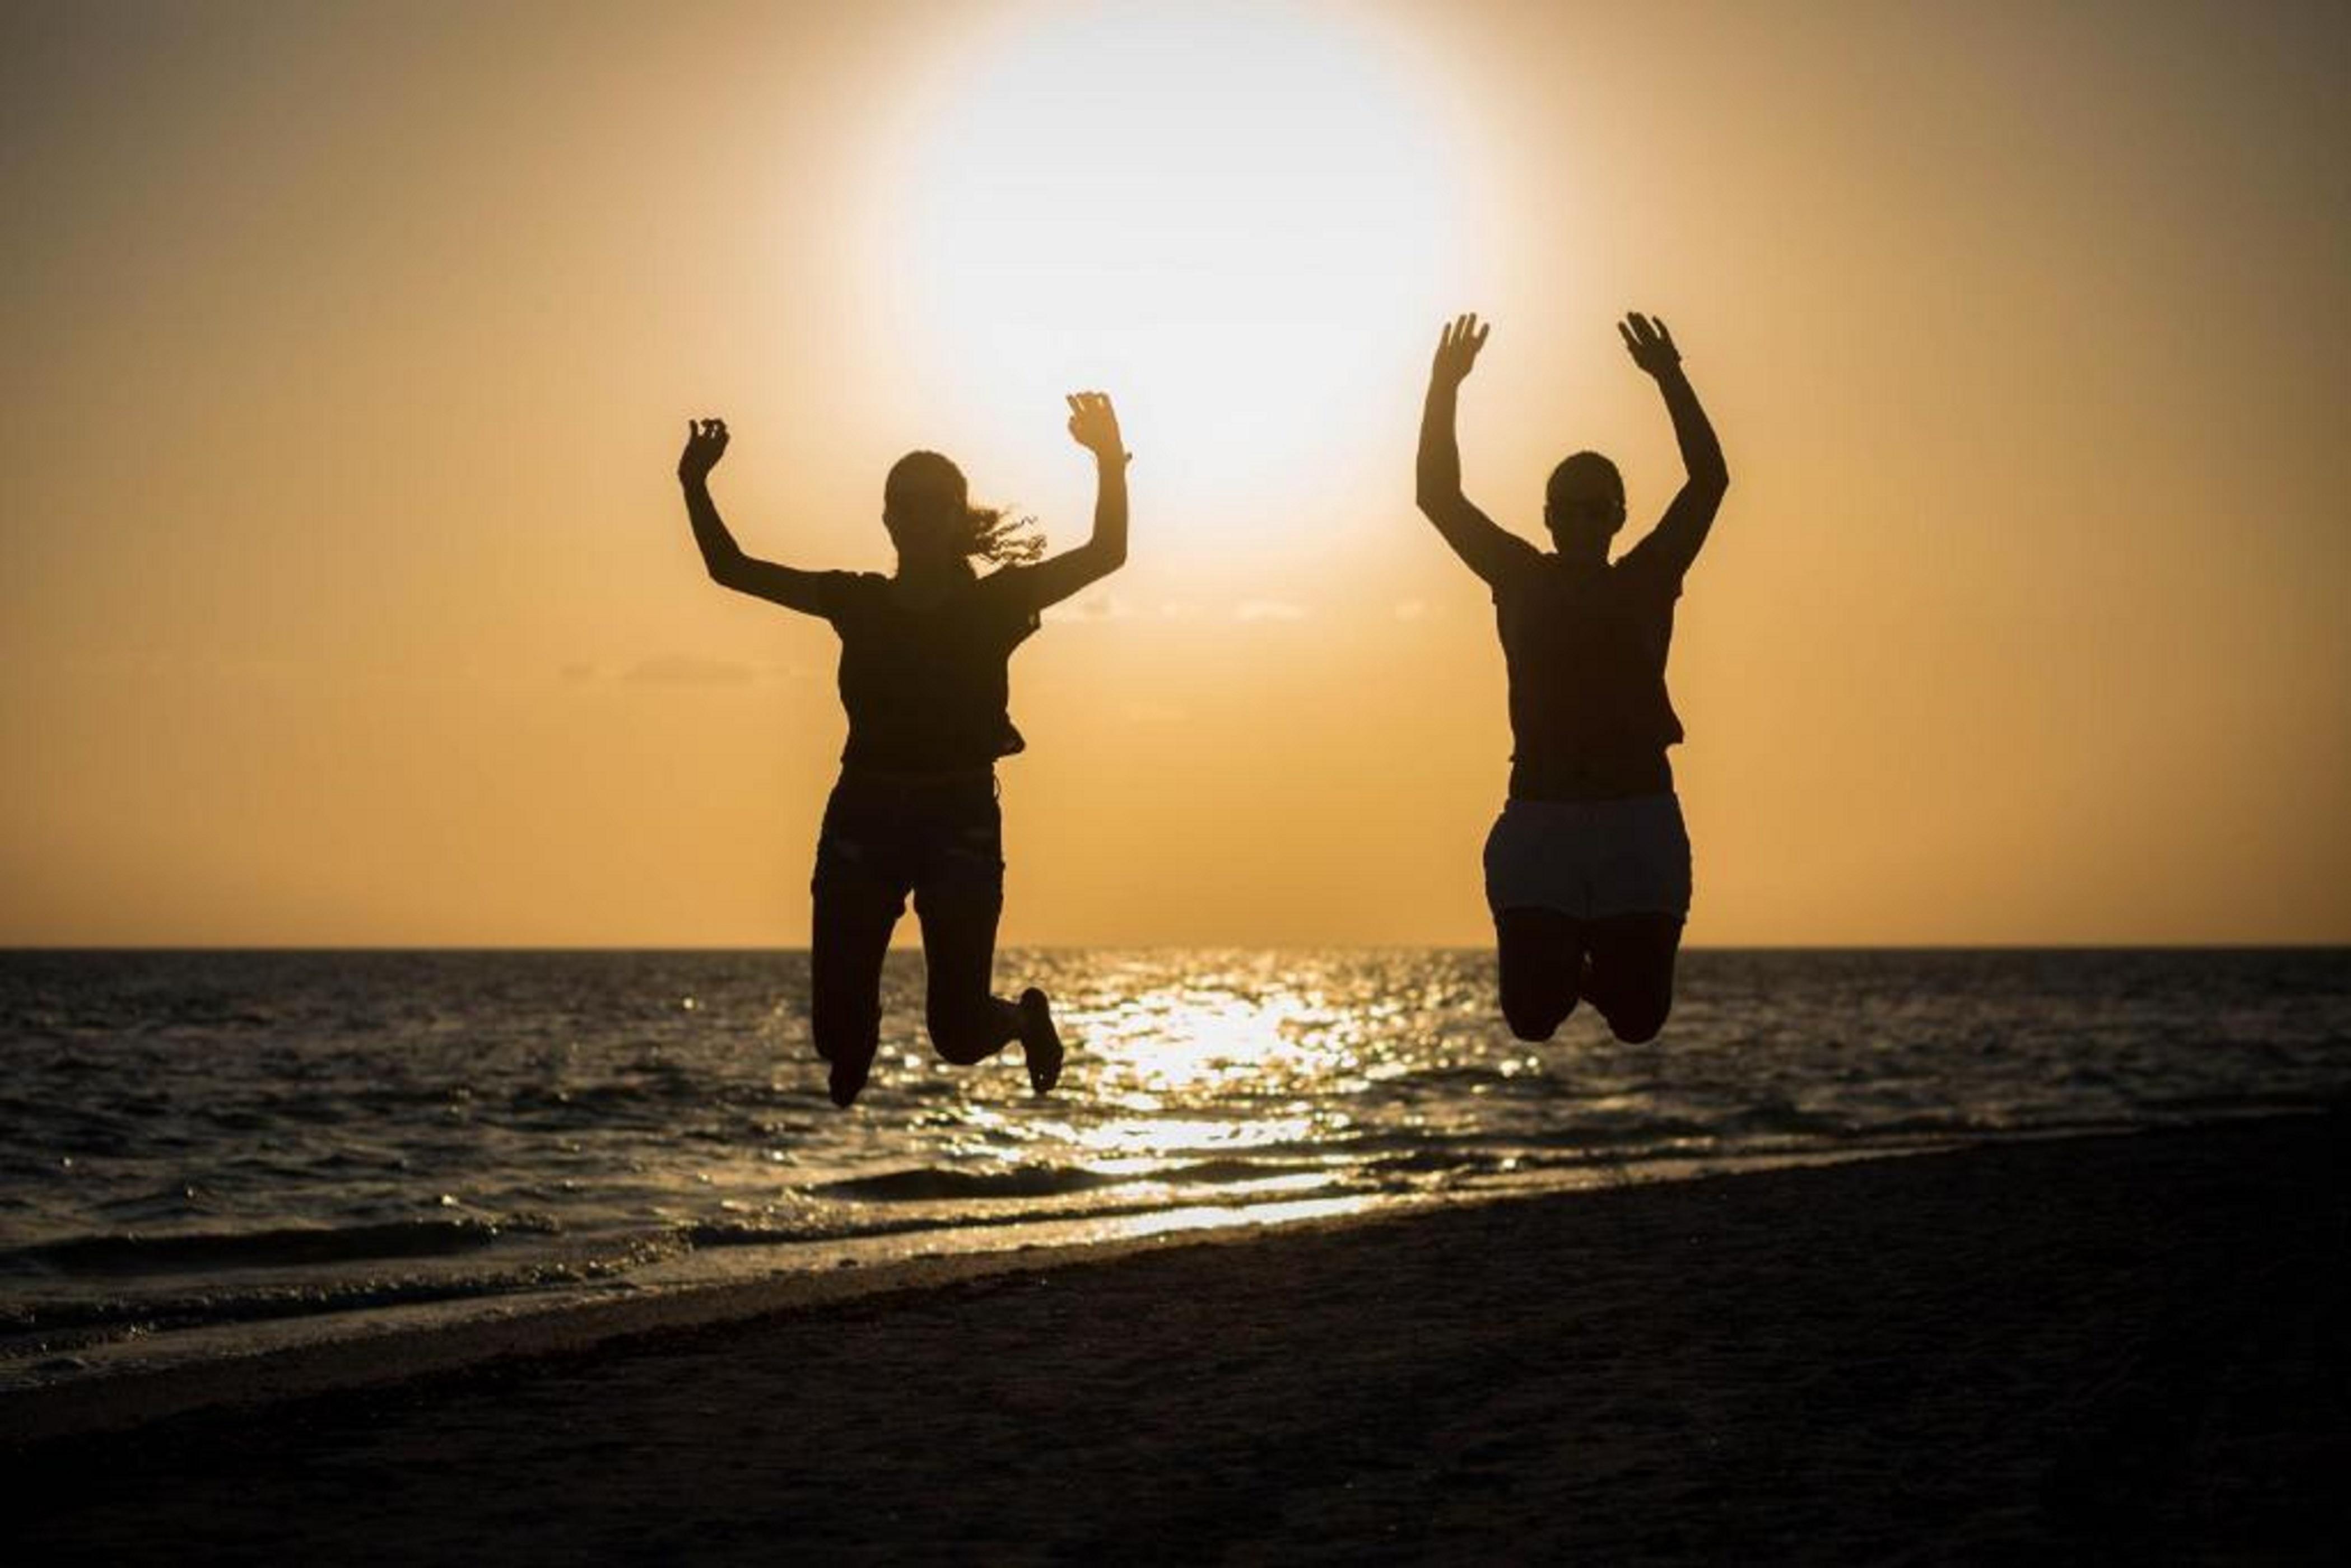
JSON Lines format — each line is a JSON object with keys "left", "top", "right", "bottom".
{"left": 1496, "top": 907, "right": 1584, "bottom": 1042}
{"left": 1580, "top": 913, "right": 1683, "bottom": 1043}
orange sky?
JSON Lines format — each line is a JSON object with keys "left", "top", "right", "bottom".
{"left": 3, "top": 0, "right": 2346, "bottom": 946}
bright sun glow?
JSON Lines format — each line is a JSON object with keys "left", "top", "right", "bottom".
{"left": 874, "top": 4, "right": 1470, "bottom": 538}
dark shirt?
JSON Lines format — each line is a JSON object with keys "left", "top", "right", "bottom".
{"left": 1491, "top": 535, "right": 1686, "bottom": 800}
{"left": 817, "top": 571, "right": 1039, "bottom": 772}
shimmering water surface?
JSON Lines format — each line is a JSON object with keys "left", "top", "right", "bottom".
{"left": 3, "top": 949, "right": 2347, "bottom": 1379}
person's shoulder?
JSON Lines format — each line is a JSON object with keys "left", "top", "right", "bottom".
{"left": 975, "top": 564, "right": 1045, "bottom": 632}
{"left": 1485, "top": 538, "right": 1551, "bottom": 596}
{"left": 1612, "top": 535, "right": 1686, "bottom": 598}
{"left": 817, "top": 570, "right": 889, "bottom": 620}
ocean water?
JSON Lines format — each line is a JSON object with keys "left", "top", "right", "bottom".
{"left": 3, "top": 948, "right": 2347, "bottom": 1385}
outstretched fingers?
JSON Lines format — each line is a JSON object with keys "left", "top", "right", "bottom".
{"left": 1065, "top": 390, "right": 1123, "bottom": 457}
{"left": 1433, "top": 312, "right": 1491, "bottom": 380}
{"left": 1618, "top": 311, "right": 1682, "bottom": 375}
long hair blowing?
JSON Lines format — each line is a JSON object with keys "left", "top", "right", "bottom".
{"left": 962, "top": 502, "right": 1045, "bottom": 566}
{"left": 887, "top": 450, "right": 1045, "bottom": 566}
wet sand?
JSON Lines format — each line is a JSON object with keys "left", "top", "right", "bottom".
{"left": 10, "top": 1116, "right": 2346, "bottom": 1564}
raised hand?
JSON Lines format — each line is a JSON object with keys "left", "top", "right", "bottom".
{"left": 1065, "top": 391, "right": 1125, "bottom": 462}
{"left": 1617, "top": 313, "right": 1682, "bottom": 379}
{"left": 1430, "top": 312, "right": 1491, "bottom": 388}
{"left": 678, "top": 417, "right": 729, "bottom": 482}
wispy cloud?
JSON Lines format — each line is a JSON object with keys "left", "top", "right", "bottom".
{"left": 1042, "top": 594, "right": 1134, "bottom": 623}
{"left": 622, "top": 655, "right": 758, "bottom": 686}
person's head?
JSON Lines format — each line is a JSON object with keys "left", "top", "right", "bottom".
{"left": 883, "top": 451, "right": 1042, "bottom": 567}
{"left": 1543, "top": 451, "right": 1626, "bottom": 558}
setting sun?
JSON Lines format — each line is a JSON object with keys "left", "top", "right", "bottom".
{"left": 867, "top": 3, "right": 1475, "bottom": 531}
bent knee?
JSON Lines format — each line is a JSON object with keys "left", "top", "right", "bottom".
{"left": 925, "top": 1006, "right": 1001, "bottom": 1065}
{"left": 1502, "top": 991, "right": 1575, "bottom": 1043}
{"left": 1605, "top": 1001, "right": 1670, "bottom": 1044}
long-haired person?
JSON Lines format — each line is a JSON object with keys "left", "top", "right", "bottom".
{"left": 1415, "top": 312, "right": 1728, "bottom": 1043}
{"left": 678, "top": 394, "right": 1130, "bottom": 1106}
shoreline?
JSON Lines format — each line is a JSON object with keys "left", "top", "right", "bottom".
{"left": 11, "top": 1114, "right": 2346, "bottom": 1561}
{"left": 3, "top": 1136, "right": 1992, "bottom": 1443}
{"left": 15, "top": 1117, "right": 2310, "bottom": 1424}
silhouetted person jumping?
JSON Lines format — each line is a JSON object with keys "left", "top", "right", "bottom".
{"left": 678, "top": 395, "right": 1130, "bottom": 1105}
{"left": 1416, "top": 312, "right": 1728, "bottom": 1043}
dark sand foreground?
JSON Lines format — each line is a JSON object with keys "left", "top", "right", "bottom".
{"left": 10, "top": 1117, "right": 2346, "bottom": 1564}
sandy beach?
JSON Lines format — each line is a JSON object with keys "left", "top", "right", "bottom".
{"left": 9, "top": 1116, "right": 2344, "bottom": 1564}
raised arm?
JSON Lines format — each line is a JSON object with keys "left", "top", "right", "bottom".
{"left": 996, "top": 391, "right": 1130, "bottom": 612}
{"left": 1416, "top": 314, "right": 1537, "bottom": 585}
{"left": 678, "top": 417, "right": 835, "bottom": 616}
{"left": 1618, "top": 314, "right": 1729, "bottom": 580}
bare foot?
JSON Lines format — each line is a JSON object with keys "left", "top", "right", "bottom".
{"left": 1018, "top": 988, "right": 1063, "bottom": 1095}
{"left": 828, "top": 1053, "right": 871, "bottom": 1108}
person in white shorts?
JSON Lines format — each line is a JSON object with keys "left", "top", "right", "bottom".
{"left": 1414, "top": 310, "right": 1728, "bottom": 1042}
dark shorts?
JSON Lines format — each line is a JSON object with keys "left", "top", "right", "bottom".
{"left": 812, "top": 771, "right": 1003, "bottom": 907}
{"left": 1483, "top": 792, "right": 1692, "bottom": 920}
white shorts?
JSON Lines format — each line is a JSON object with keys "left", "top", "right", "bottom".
{"left": 1483, "top": 793, "right": 1692, "bottom": 920}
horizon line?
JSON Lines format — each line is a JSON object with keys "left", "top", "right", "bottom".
{"left": 4, "top": 942, "right": 2347, "bottom": 956}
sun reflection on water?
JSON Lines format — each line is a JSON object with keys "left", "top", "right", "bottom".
{"left": 1064, "top": 1116, "right": 1325, "bottom": 1162}
{"left": 735, "top": 953, "right": 1558, "bottom": 1243}
{"left": 1076, "top": 969, "right": 1372, "bottom": 1099}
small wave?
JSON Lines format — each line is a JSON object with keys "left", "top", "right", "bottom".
{"left": 1726, "top": 1100, "right": 1854, "bottom": 1138}
{"left": 681, "top": 1213, "right": 1002, "bottom": 1248}
{"left": 0, "top": 1244, "right": 657, "bottom": 1341}
{"left": 0, "top": 1216, "right": 555, "bottom": 1278}
{"left": 1154, "top": 1157, "right": 1332, "bottom": 1186}
{"left": 813, "top": 1166, "right": 1126, "bottom": 1203}
{"left": 1363, "top": 1063, "right": 1562, "bottom": 1097}
{"left": 809, "top": 1155, "right": 1340, "bottom": 1206}
{"left": 688, "top": 1180, "right": 1363, "bottom": 1253}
